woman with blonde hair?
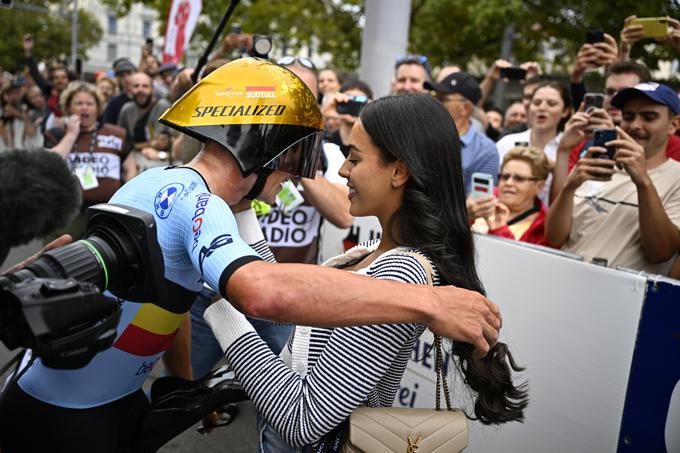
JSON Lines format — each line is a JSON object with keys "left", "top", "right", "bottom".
{"left": 468, "top": 146, "right": 555, "bottom": 247}
{"left": 45, "top": 81, "right": 136, "bottom": 238}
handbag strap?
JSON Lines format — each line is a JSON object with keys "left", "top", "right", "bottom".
{"left": 397, "top": 249, "right": 453, "bottom": 412}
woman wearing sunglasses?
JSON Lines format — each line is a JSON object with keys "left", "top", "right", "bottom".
{"left": 204, "top": 94, "right": 527, "bottom": 452}
{"left": 467, "top": 146, "right": 555, "bottom": 247}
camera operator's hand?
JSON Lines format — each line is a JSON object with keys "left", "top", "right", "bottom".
{"left": 609, "top": 126, "right": 649, "bottom": 187}
{"left": 2, "top": 234, "right": 73, "bottom": 274}
{"left": 466, "top": 195, "right": 495, "bottom": 220}
{"left": 519, "top": 61, "right": 542, "bottom": 79}
{"left": 565, "top": 147, "right": 616, "bottom": 190}
{"left": 23, "top": 34, "right": 34, "bottom": 57}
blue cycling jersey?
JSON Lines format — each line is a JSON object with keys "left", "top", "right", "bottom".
{"left": 18, "top": 166, "right": 260, "bottom": 408}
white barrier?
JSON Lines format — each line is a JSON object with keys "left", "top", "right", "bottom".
{"left": 399, "top": 234, "right": 652, "bottom": 452}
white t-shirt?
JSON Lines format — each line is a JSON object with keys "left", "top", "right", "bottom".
{"left": 564, "top": 159, "right": 680, "bottom": 275}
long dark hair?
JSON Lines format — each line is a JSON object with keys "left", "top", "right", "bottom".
{"left": 359, "top": 94, "right": 528, "bottom": 424}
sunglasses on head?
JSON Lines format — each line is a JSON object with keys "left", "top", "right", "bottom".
{"left": 276, "top": 56, "right": 317, "bottom": 72}
{"left": 395, "top": 54, "right": 430, "bottom": 72}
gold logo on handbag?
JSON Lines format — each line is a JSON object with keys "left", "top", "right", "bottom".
{"left": 407, "top": 435, "right": 421, "bottom": 453}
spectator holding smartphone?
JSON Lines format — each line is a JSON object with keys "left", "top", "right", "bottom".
{"left": 620, "top": 15, "right": 680, "bottom": 61}
{"left": 570, "top": 32, "right": 619, "bottom": 110}
{"left": 551, "top": 61, "right": 655, "bottom": 201}
{"left": 322, "top": 79, "right": 373, "bottom": 156}
{"left": 467, "top": 146, "right": 554, "bottom": 247}
{"left": 546, "top": 83, "right": 680, "bottom": 275}
{"left": 497, "top": 80, "right": 572, "bottom": 205}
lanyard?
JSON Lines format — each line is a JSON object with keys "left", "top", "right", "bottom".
{"left": 70, "top": 122, "right": 98, "bottom": 171}
{"left": 507, "top": 205, "right": 539, "bottom": 226}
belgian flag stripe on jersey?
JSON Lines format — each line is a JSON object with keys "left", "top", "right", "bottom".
{"left": 113, "top": 303, "right": 185, "bottom": 356}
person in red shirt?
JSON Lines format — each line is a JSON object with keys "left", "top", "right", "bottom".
{"left": 467, "top": 146, "right": 555, "bottom": 247}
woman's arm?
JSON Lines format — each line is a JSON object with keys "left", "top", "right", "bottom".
{"left": 204, "top": 253, "right": 429, "bottom": 447}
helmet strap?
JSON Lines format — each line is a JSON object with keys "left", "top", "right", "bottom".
{"left": 244, "top": 168, "right": 274, "bottom": 200}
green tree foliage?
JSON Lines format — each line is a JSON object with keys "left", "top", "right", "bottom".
{"left": 101, "top": 0, "right": 363, "bottom": 71}
{"left": 0, "top": 1, "right": 102, "bottom": 72}
{"left": 100, "top": 0, "right": 679, "bottom": 74}
{"left": 410, "top": 0, "right": 680, "bottom": 74}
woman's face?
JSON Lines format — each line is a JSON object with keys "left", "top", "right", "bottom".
{"left": 339, "top": 120, "right": 403, "bottom": 220}
{"left": 318, "top": 70, "right": 340, "bottom": 95}
{"left": 529, "top": 86, "right": 567, "bottom": 133}
{"left": 497, "top": 159, "right": 544, "bottom": 211}
{"left": 69, "top": 91, "right": 98, "bottom": 129}
{"left": 97, "top": 80, "right": 115, "bottom": 100}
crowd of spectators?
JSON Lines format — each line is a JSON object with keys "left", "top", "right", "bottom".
{"left": 2, "top": 15, "right": 680, "bottom": 280}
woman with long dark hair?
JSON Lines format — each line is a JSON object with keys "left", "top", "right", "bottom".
{"left": 204, "top": 94, "right": 528, "bottom": 452}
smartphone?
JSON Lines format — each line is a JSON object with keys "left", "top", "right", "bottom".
{"left": 499, "top": 67, "right": 527, "bottom": 81}
{"left": 586, "top": 29, "right": 604, "bottom": 44}
{"left": 631, "top": 17, "right": 669, "bottom": 39}
{"left": 584, "top": 93, "right": 604, "bottom": 112}
{"left": 336, "top": 95, "right": 368, "bottom": 116}
{"left": 592, "top": 128, "right": 617, "bottom": 159}
{"left": 470, "top": 172, "right": 494, "bottom": 198}
{"left": 514, "top": 141, "right": 529, "bottom": 147}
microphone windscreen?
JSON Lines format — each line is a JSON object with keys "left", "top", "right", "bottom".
{"left": 0, "top": 149, "right": 82, "bottom": 248}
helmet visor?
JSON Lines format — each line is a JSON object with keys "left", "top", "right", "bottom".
{"left": 263, "top": 129, "right": 323, "bottom": 179}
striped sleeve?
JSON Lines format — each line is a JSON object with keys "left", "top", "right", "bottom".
{"left": 223, "top": 252, "right": 432, "bottom": 447}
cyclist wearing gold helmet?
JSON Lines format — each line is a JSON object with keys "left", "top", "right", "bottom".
{"left": 0, "top": 58, "right": 501, "bottom": 453}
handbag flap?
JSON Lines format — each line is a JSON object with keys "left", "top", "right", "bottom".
{"left": 347, "top": 407, "right": 468, "bottom": 452}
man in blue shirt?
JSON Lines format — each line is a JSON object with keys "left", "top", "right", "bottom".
{"left": 425, "top": 72, "right": 499, "bottom": 194}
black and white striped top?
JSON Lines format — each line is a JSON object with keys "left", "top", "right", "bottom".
{"left": 223, "top": 242, "right": 440, "bottom": 448}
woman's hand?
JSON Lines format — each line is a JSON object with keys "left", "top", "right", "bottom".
{"left": 65, "top": 114, "right": 81, "bottom": 137}
{"left": 485, "top": 202, "right": 510, "bottom": 230}
{"left": 466, "top": 195, "right": 495, "bottom": 220}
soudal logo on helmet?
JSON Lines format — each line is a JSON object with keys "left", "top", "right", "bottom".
{"left": 246, "top": 86, "right": 276, "bottom": 98}
{"left": 191, "top": 193, "right": 211, "bottom": 251}
{"left": 192, "top": 104, "right": 286, "bottom": 118}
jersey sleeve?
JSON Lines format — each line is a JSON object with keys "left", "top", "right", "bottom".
{"left": 216, "top": 252, "right": 430, "bottom": 447}
{"left": 175, "top": 190, "right": 262, "bottom": 298}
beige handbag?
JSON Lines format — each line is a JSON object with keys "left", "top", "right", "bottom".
{"left": 343, "top": 251, "right": 468, "bottom": 453}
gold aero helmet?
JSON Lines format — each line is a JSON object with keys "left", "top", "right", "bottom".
{"left": 159, "top": 57, "right": 324, "bottom": 178}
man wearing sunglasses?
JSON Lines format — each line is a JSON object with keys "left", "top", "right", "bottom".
{"left": 547, "top": 82, "right": 680, "bottom": 275}
{"left": 393, "top": 54, "right": 430, "bottom": 94}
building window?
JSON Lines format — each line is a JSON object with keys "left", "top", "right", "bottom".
{"left": 108, "top": 15, "right": 117, "bottom": 35}
{"left": 143, "top": 20, "right": 152, "bottom": 39}
{"left": 107, "top": 43, "right": 117, "bottom": 62}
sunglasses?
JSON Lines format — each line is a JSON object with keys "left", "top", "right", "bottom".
{"left": 276, "top": 56, "right": 317, "bottom": 72}
{"left": 395, "top": 54, "right": 430, "bottom": 72}
{"left": 498, "top": 173, "right": 540, "bottom": 183}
